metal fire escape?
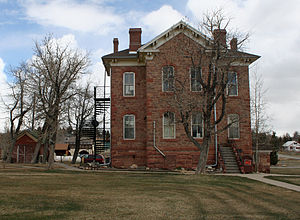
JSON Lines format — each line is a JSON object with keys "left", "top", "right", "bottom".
{"left": 93, "top": 85, "right": 110, "bottom": 157}
{"left": 91, "top": 70, "right": 110, "bottom": 165}
{"left": 80, "top": 71, "right": 110, "bottom": 166}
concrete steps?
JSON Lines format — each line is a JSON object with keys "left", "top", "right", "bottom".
{"left": 220, "top": 146, "right": 240, "bottom": 173}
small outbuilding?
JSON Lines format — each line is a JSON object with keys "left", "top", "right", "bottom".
{"left": 282, "top": 141, "right": 300, "bottom": 152}
{"left": 12, "top": 130, "right": 40, "bottom": 163}
{"left": 55, "top": 143, "right": 70, "bottom": 156}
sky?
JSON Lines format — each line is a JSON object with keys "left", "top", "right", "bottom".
{"left": 0, "top": 0, "right": 300, "bottom": 136}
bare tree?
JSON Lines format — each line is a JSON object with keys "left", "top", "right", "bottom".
{"left": 250, "top": 69, "right": 269, "bottom": 172}
{"left": 2, "top": 63, "right": 32, "bottom": 162}
{"left": 28, "top": 35, "right": 90, "bottom": 168}
{"left": 67, "top": 84, "right": 93, "bottom": 164}
{"left": 165, "top": 10, "right": 250, "bottom": 174}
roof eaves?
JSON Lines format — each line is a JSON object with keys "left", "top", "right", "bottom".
{"left": 138, "top": 20, "right": 209, "bottom": 52}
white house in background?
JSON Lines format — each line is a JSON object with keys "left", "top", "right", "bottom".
{"left": 282, "top": 141, "right": 300, "bottom": 152}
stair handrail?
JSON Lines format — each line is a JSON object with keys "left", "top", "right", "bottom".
{"left": 229, "top": 141, "right": 245, "bottom": 174}
{"left": 217, "top": 144, "right": 226, "bottom": 173}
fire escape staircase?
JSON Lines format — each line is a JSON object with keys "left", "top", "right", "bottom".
{"left": 94, "top": 96, "right": 110, "bottom": 155}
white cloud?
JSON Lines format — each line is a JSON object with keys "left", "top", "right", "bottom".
{"left": 142, "top": 5, "right": 184, "bottom": 36}
{"left": 187, "top": 0, "right": 300, "bottom": 135}
{"left": 22, "top": 0, "right": 123, "bottom": 35}
{"left": 0, "top": 58, "right": 9, "bottom": 131}
{"left": 56, "top": 34, "right": 78, "bottom": 48}
{"left": 0, "top": 58, "right": 6, "bottom": 85}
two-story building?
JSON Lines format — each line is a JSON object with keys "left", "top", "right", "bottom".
{"left": 102, "top": 21, "right": 259, "bottom": 170}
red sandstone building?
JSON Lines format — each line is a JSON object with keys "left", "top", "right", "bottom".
{"left": 102, "top": 21, "right": 259, "bottom": 171}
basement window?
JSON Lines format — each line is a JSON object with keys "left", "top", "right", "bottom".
{"left": 124, "top": 115, "right": 135, "bottom": 140}
{"left": 162, "top": 66, "right": 174, "bottom": 92}
{"left": 190, "top": 66, "right": 202, "bottom": 91}
{"left": 228, "top": 114, "right": 239, "bottom": 139}
{"left": 163, "top": 112, "right": 175, "bottom": 139}
{"left": 191, "top": 112, "right": 203, "bottom": 138}
{"left": 123, "top": 72, "right": 135, "bottom": 97}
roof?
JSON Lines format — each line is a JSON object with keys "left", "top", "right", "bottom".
{"left": 102, "top": 20, "right": 260, "bottom": 73}
{"left": 283, "top": 141, "right": 300, "bottom": 147}
{"left": 102, "top": 48, "right": 138, "bottom": 59}
{"left": 138, "top": 21, "right": 209, "bottom": 51}
{"left": 17, "top": 130, "right": 39, "bottom": 142}
{"left": 55, "top": 143, "right": 69, "bottom": 151}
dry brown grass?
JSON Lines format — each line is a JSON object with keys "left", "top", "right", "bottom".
{"left": 266, "top": 176, "right": 300, "bottom": 186}
{"left": 271, "top": 152, "right": 300, "bottom": 175}
{"left": 0, "top": 166, "right": 300, "bottom": 219}
{"left": 271, "top": 168, "right": 300, "bottom": 175}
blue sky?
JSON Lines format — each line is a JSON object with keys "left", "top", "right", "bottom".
{"left": 0, "top": 0, "right": 300, "bottom": 135}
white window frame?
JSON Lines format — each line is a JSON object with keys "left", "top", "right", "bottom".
{"left": 123, "top": 114, "right": 135, "bottom": 140}
{"left": 190, "top": 66, "right": 202, "bottom": 92}
{"left": 162, "top": 66, "right": 174, "bottom": 92}
{"left": 163, "top": 112, "right": 176, "bottom": 139}
{"left": 227, "top": 72, "right": 238, "bottom": 96}
{"left": 123, "top": 72, "right": 135, "bottom": 97}
{"left": 191, "top": 112, "right": 203, "bottom": 138}
{"left": 228, "top": 114, "right": 240, "bottom": 139}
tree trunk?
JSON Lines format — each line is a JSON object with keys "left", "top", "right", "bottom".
{"left": 31, "top": 141, "right": 41, "bottom": 163}
{"left": 72, "top": 135, "right": 80, "bottom": 164}
{"left": 196, "top": 137, "right": 211, "bottom": 174}
{"left": 48, "top": 143, "right": 55, "bottom": 169}
{"left": 1, "top": 146, "right": 8, "bottom": 161}
{"left": 42, "top": 142, "right": 49, "bottom": 163}
{"left": 6, "top": 138, "right": 17, "bottom": 163}
{"left": 255, "top": 129, "right": 259, "bottom": 173}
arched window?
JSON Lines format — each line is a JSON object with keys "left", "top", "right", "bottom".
{"left": 227, "top": 72, "right": 238, "bottom": 96}
{"left": 123, "top": 72, "right": 135, "bottom": 96}
{"left": 123, "top": 115, "right": 135, "bottom": 139}
{"left": 190, "top": 66, "right": 202, "bottom": 91}
{"left": 162, "top": 66, "right": 174, "bottom": 92}
{"left": 191, "top": 112, "right": 203, "bottom": 138}
{"left": 163, "top": 112, "right": 175, "bottom": 139}
{"left": 228, "top": 114, "right": 239, "bottom": 139}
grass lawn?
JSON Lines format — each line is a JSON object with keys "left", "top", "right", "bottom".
{"left": 271, "top": 152, "right": 300, "bottom": 175}
{"left": 0, "top": 167, "right": 300, "bottom": 220}
{"left": 265, "top": 176, "right": 300, "bottom": 187}
{"left": 271, "top": 167, "right": 300, "bottom": 175}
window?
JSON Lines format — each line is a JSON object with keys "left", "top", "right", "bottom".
{"left": 227, "top": 72, "right": 238, "bottom": 96}
{"left": 123, "top": 72, "right": 135, "bottom": 96}
{"left": 123, "top": 115, "right": 135, "bottom": 139}
{"left": 228, "top": 114, "right": 239, "bottom": 139}
{"left": 163, "top": 112, "right": 175, "bottom": 139}
{"left": 191, "top": 66, "right": 202, "bottom": 91}
{"left": 162, "top": 66, "right": 174, "bottom": 91}
{"left": 191, "top": 113, "right": 203, "bottom": 138}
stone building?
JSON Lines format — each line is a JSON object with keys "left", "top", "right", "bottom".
{"left": 102, "top": 21, "right": 259, "bottom": 170}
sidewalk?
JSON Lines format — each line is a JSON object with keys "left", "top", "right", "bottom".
{"left": 223, "top": 173, "right": 300, "bottom": 192}
{"left": 278, "top": 153, "right": 300, "bottom": 160}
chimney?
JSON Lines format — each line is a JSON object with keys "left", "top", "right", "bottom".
{"left": 213, "top": 29, "right": 227, "bottom": 46}
{"left": 230, "top": 38, "right": 237, "bottom": 51}
{"left": 113, "top": 38, "right": 119, "bottom": 53}
{"left": 129, "top": 28, "right": 142, "bottom": 52}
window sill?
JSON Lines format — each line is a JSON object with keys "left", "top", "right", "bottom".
{"left": 161, "top": 138, "right": 178, "bottom": 142}
{"left": 193, "top": 137, "right": 203, "bottom": 140}
{"left": 123, "top": 139, "right": 136, "bottom": 141}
